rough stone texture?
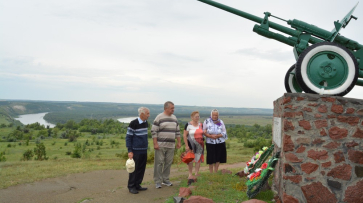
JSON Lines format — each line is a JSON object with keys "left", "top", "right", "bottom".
{"left": 345, "top": 141, "right": 359, "bottom": 148}
{"left": 178, "top": 187, "right": 192, "bottom": 197}
{"left": 184, "top": 196, "right": 214, "bottom": 203}
{"left": 322, "top": 97, "right": 336, "bottom": 102}
{"left": 296, "top": 137, "right": 310, "bottom": 145}
{"left": 301, "top": 162, "right": 319, "bottom": 174}
{"left": 285, "top": 153, "right": 303, "bottom": 163}
{"left": 348, "top": 150, "right": 363, "bottom": 164}
{"left": 273, "top": 93, "right": 363, "bottom": 203}
{"left": 283, "top": 193, "right": 299, "bottom": 203}
{"left": 282, "top": 97, "right": 291, "bottom": 104}
{"left": 322, "top": 162, "right": 331, "bottom": 168}
{"left": 334, "top": 151, "right": 345, "bottom": 163}
{"left": 318, "top": 104, "right": 328, "bottom": 113}
{"left": 284, "top": 163, "right": 296, "bottom": 173}
{"left": 296, "top": 145, "right": 306, "bottom": 153}
{"left": 355, "top": 166, "right": 363, "bottom": 178}
{"left": 314, "top": 120, "right": 328, "bottom": 129}
{"left": 320, "top": 128, "right": 327, "bottom": 136}
{"left": 329, "top": 126, "right": 348, "bottom": 140}
{"left": 346, "top": 108, "right": 355, "bottom": 114}
{"left": 283, "top": 135, "right": 294, "bottom": 152}
{"left": 344, "top": 180, "right": 363, "bottom": 203}
{"left": 323, "top": 141, "right": 340, "bottom": 149}
{"left": 299, "top": 120, "right": 311, "bottom": 130}
{"left": 327, "top": 164, "right": 352, "bottom": 181}
{"left": 284, "top": 120, "right": 294, "bottom": 131}
{"left": 312, "top": 138, "right": 325, "bottom": 145}
{"left": 331, "top": 104, "right": 344, "bottom": 114}
{"left": 327, "top": 179, "right": 342, "bottom": 190}
{"left": 352, "top": 127, "right": 363, "bottom": 138}
{"left": 337, "top": 116, "right": 360, "bottom": 126}
{"left": 283, "top": 175, "right": 302, "bottom": 184}
{"left": 307, "top": 149, "right": 329, "bottom": 160}
{"left": 301, "top": 182, "right": 337, "bottom": 203}
{"left": 303, "top": 107, "right": 312, "bottom": 112}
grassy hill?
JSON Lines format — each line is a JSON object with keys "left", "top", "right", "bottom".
{"left": 0, "top": 100, "right": 272, "bottom": 124}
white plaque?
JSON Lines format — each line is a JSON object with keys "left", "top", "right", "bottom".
{"left": 273, "top": 117, "right": 282, "bottom": 148}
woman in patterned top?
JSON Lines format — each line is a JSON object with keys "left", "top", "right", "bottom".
{"left": 203, "top": 109, "right": 227, "bottom": 173}
{"left": 183, "top": 111, "right": 204, "bottom": 179}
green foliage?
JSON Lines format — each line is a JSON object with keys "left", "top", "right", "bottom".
{"left": 71, "top": 142, "right": 82, "bottom": 158}
{"left": 22, "top": 149, "right": 34, "bottom": 161}
{"left": 34, "top": 143, "right": 48, "bottom": 161}
{"left": 0, "top": 151, "right": 6, "bottom": 162}
{"left": 26, "top": 122, "right": 46, "bottom": 130}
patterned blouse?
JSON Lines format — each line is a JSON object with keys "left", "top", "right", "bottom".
{"left": 203, "top": 117, "right": 228, "bottom": 144}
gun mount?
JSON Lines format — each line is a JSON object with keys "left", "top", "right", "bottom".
{"left": 197, "top": 0, "right": 363, "bottom": 96}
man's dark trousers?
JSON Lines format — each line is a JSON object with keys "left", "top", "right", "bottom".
{"left": 127, "top": 153, "right": 147, "bottom": 189}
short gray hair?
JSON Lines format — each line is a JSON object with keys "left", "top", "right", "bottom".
{"left": 211, "top": 109, "right": 219, "bottom": 117}
{"left": 164, "top": 101, "right": 174, "bottom": 109}
{"left": 138, "top": 107, "right": 149, "bottom": 116}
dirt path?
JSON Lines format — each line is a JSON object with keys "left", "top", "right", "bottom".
{"left": 0, "top": 162, "right": 246, "bottom": 203}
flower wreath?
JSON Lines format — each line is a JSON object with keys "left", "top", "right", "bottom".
{"left": 247, "top": 163, "right": 268, "bottom": 181}
{"left": 243, "top": 146, "right": 268, "bottom": 174}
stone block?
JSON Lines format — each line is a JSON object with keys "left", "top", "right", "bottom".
{"left": 329, "top": 126, "right": 348, "bottom": 140}
{"left": 352, "top": 127, "right": 363, "bottom": 139}
{"left": 314, "top": 120, "right": 328, "bottom": 129}
{"left": 299, "top": 120, "right": 311, "bottom": 130}
{"left": 344, "top": 180, "right": 363, "bottom": 203}
{"left": 301, "top": 182, "right": 337, "bottom": 203}
{"left": 327, "top": 164, "right": 352, "bottom": 181}
{"left": 331, "top": 104, "right": 344, "bottom": 114}
{"left": 348, "top": 150, "right": 363, "bottom": 164}
{"left": 301, "top": 162, "right": 319, "bottom": 174}
{"left": 307, "top": 149, "right": 329, "bottom": 160}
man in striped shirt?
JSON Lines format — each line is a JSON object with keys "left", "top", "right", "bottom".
{"left": 126, "top": 107, "right": 150, "bottom": 194}
{"left": 152, "top": 101, "right": 181, "bottom": 189}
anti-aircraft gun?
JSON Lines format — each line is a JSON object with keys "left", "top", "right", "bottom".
{"left": 197, "top": 0, "right": 363, "bottom": 96}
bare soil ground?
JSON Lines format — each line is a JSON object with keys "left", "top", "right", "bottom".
{"left": 0, "top": 162, "right": 245, "bottom": 203}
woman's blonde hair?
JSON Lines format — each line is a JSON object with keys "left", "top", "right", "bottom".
{"left": 190, "top": 111, "right": 199, "bottom": 118}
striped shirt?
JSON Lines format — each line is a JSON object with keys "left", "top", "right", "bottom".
{"left": 151, "top": 113, "right": 180, "bottom": 149}
{"left": 126, "top": 118, "right": 149, "bottom": 154}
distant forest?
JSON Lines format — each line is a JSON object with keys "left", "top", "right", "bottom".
{"left": 0, "top": 100, "right": 272, "bottom": 124}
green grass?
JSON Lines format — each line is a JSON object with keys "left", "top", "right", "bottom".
{"left": 165, "top": 170, "right": 274, "bottom": 203}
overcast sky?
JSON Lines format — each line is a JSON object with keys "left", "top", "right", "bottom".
{"left": 1, "top": 0, "right": 362, "bottom": 109}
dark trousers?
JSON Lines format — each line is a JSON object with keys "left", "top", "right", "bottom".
{"left": 127, "top": 153, "right": 147, "bottom": 189}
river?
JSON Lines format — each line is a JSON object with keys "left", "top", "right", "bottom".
{"left": 14, "top": 112, "right": 56, "bottom": 128}
{"left": 117, "top": 117, "right": 137, "bottom": 123}
{"left": 14, "top": 113, "right": 137, "bottom": 128}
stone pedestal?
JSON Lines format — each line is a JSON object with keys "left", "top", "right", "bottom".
{"left": 272, "top": 93, "right": 363, "bottom": 203}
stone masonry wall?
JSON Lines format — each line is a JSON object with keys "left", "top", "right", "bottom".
{"left": 272, "top": 93, "right": 363, "bottom": 203}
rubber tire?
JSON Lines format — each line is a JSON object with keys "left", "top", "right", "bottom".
{"left": 296, "top": 42, "right": 358, "bottom": 96}
{"left": 284, "top": 64, "right": 303, "bottom": 93}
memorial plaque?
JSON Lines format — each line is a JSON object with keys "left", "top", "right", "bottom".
{"left": 273, "top": 117, "right": 282, "bottom": 148}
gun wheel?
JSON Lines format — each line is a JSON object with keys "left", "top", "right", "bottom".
{"left": 296, "top": 42, "right": 358, "bottom": 96}
{"left": 284, "top": 64, "right": 303, "bottom": 93}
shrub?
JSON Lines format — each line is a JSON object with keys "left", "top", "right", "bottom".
{"left": 0, "top": 151, "right": 6, "bottom": 162}
{"left": 22, "top": 149, "right": 34, "bottom": 161}
{"left": 71, "top": 142, "right": 82, "bottom": 158}
{"left": 34, "top": 143, "right": 48, "bottom": 161}
{"left": 66, "top": 151, "right": 72, "bottom": 155}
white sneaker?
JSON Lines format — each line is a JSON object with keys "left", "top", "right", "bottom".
{"left": 155, "top": 183, "right": 162, "bottom": 189}
{"left": 162, "top": 181, "right": 173, "bottom": 186}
